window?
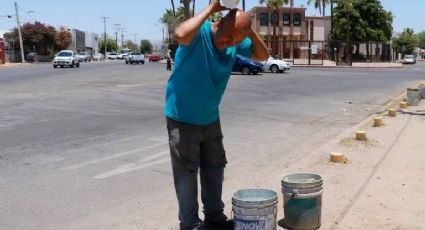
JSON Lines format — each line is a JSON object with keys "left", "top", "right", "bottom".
{"left": 271, "top": 12, "right": 278, "bottom": 26}
{"left": 260, "top": 13, "right": 268, "bottom": 26}
{"left": 283, "top": 13, "right": 290, "bottom": 25}
{"left": 294, "top": 13, "right": 301, "bottom": 26}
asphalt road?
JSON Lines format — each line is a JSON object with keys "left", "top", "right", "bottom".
{"left": 0, "top": 60, "right": 423, "bottom": 229}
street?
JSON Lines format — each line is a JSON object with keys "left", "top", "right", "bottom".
{"left": 0, "top": 61, "right": 424, "bottom": 230}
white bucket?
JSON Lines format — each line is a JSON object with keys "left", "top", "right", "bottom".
{"left": 220, "top": 0, "right": 240, "bottom": 9}
{"left": 282, "top": 173, "right": 323, "bottom": 230}
{"left": 232, "top": 189, "right": 278, "bottom": 230}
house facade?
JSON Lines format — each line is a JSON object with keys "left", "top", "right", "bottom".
{"left": 248, "top": 6, "right": 331, "bottom": 59}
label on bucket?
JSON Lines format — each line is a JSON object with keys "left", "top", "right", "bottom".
{"left": 234, "top": 218, "right": 266, "bottom": 230}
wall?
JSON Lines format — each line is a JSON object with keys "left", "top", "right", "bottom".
{"left": 0, "top": 39, "right": 5, "bottom": 64}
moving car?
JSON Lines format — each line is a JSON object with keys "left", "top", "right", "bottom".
{"left": 77, "top": 52, "right": 91, "bottom": 62}
{"left": 107, "top": 53, "right": 119, "bottom": 60}
{"left": 117, "top": 48, "right": 130, "bottom": 59}
{"left": 232, "top": 55, "right": 264, "bottom": 75}
{"left": 403, "top": 55, "right": 416, "bottom": 64}
{"left": 262, "top": 57, "right": 290, "bottom": 73}
{"left": 125, "top": 52, "right": 145, "bottom": 64}
{"left": 148, "top": 53, "right": 162, "bottom": 62}
{"left": 53, "top": 50, "right": 80, "bottom": 68}
{"left": 92, "top": 53, "right": 104, "bottom": 61}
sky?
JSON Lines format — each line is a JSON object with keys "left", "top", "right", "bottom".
{"left": 1, "top": 0, "right": 424, "bottom": 43}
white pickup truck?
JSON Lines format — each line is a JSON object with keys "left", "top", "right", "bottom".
{"left": 125, "top": 52, "right": 145, "bottom": 64}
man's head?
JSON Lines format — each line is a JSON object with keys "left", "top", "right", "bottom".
{"left": 213, "top": 9, "right": 252, "bottom": 50}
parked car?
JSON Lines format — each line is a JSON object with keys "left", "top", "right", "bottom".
{"left": 403, "top": 55, "right": 416, "bottom": 64}
{"left": 262, "top": 57, "right": 290, "bottom": 73}
{"left": 53, "top": 50, "right": 80, "bottom": 68}
{"left": 232, "top": 55, "right": 264, "bottom": 75}
{"left": 125, "top": 52, "right": 145, "bottom": 64}
{"left": 107, "top": 53, "right": 119, "bottom": 60}
{"left": 148, "top": 53, "right": 162, "bottom": 62}
{"left": 78, "top": 52, "right": 91, "bottom": 62}
{"left": 26, "top": 52, "right": 37, "bottom": 62}
{"left": 92, "top": 53, "right": 104, "bottom": 61}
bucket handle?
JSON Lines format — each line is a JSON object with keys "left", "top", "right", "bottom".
{"left": 284, "top": 189, "right": 323, "bottom": 199}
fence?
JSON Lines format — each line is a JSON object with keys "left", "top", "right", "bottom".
{"left": 267, "top": 39, "right": 394, "bottom": 66}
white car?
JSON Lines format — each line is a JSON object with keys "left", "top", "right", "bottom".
{"left": 77, "top": 52, "right": 91, "bottom": 62}
{"left": 92, "top": 53, "right": 104, "bottom": 61}
{"left": 53, "top": 50, "right": 80, "bottom": 68}
{"left": 107, "top": 53, "right": 119, "bottom": 60}
{"left": 262, "top": 57, "right": 291, "bottom": 73}
{"left": 403, "top": 55, "right": 416, "bottom": 64}
{"left": 125, "top": 52, "right": 145, "bottom": 64}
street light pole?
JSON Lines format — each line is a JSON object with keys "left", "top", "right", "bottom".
{"left": 15, "top": 2, "right": 24, "bottom": 63}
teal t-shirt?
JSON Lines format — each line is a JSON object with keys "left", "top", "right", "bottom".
{"left": 164, "top": 20, "right": 253, "bottom": 125}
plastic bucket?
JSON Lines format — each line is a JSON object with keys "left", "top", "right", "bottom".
{"left": 232, "top": 189, "right": 278, "bottom": 230}
{"left": 282, "top": 173, "right": 323, "bottom": 230}
{"left": 407, "top": 89, "right": 421, "bottom": 106}
{"left": 419, "top": 86, "right": 425, "bottom": 99}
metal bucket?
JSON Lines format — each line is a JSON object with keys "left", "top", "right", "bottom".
{"left": 407, "top": 89, "right": 421, "bottom": 106}
{"left": 282, "top": 173, "right": 323, "bottom": 230}
{"left": 232, "top": 189, "right": 278, "bottom": 230}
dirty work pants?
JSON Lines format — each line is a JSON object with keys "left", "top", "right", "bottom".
{"left": 166, "top": 117, "right": 227, "bottom": 229}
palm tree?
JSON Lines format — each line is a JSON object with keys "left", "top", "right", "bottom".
{"left": 307, "top": 0, "right": 330, "bottom": 17}
{"left": 180, "top": 0, "right": 192, "bottom": 19}
{"left": 259, "top": 0, "right": 289, "bottom": 57}
{"left": 171, "top": 0, "right": 176, "bottom": 17}
{"left": 192, "top": 0, "right": 195, "bottom": 16}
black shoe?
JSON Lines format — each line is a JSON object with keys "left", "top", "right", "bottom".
{"left": 180, "top": 222, "right": 204, "bottom": 230}
{"left": 203, "top": 218, "right": 234, "bottom": 229}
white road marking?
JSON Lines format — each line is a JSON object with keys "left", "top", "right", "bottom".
{"left": 62, "top": 142, "right": 167, "bottom": 170}
{"left": 93, "top": 151, "right": 170, "bottom": 179}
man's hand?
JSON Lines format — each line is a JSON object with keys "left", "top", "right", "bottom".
{"left": 210, "top": 0, "right": 227, "bottom": 14}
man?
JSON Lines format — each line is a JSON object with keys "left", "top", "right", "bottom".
{"left": 164, "top": 1, "right": 268, "bottom": 229}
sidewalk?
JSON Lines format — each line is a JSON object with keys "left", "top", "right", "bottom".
{"left": 276, "top": 84, "right": 425, "bottom": 229}
{"left": 0, "top": 62, "right": 33, "bottom": 68}
{"left": 290, "top": 60, "right": 403, "bottom": 68}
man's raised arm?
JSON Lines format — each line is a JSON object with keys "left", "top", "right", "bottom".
{"left": 175, "top": 1, "right": 225, "bottom": 45}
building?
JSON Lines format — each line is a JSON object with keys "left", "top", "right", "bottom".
{"left": 68, "top": 30, "right": 99, "bottom": 55}
{"left": 248, "top": 5, "right": 331, "bottom": 60}
{"left": 84, "top": 32, "right": 99, "bottom": 55}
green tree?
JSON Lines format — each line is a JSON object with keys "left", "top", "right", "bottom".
{"left": 332, "top": 0, "right": 393, "bottom": 61}
{"left": 140, "top": 40, "right": 153, "bottom": 54}
{"left": 161, "top": 6, "right": 186, "bottom": 45}
{"left": 393, "top": 28, "right": 417, "bottom": 55}
{"left": 98, "top": 38, "right": 118, "bottom": 53}
{"left": 416, "top": 31, "right": 425, "bottom": 49}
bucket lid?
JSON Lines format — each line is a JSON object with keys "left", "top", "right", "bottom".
{"left": 232, "top": 189, "right": 278, "bottom": 206}
{"left": 281, "top": 173, "right": 323, "bottom": 189}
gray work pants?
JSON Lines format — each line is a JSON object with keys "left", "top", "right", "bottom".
{"left": 166, "top": 117, "right": 228, "bottom": 229}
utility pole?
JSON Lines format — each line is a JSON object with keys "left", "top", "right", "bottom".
{"left": 101, "top": 17, "right": 109, "bottom": 56}
{"left": 15, "top": 2, "right": 24, "bottom": 63}
{"left": 113, "top": 24, "right": 121, "bottom": 52}
{"left": 120, "top": 27, "right": 127, "bottom": 47}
